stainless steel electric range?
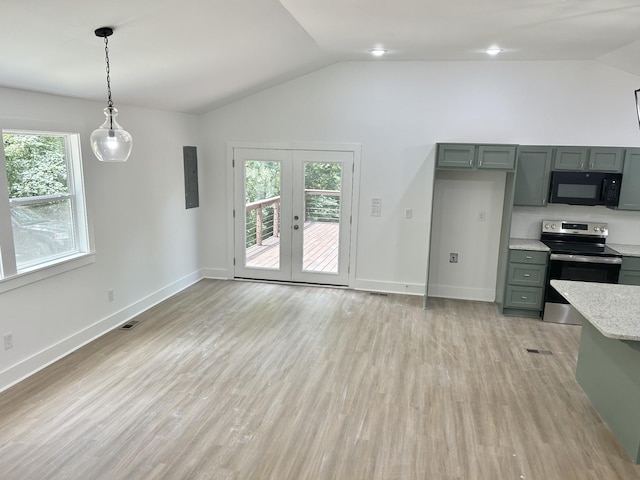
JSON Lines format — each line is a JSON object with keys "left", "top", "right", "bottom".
{"left": 540, "top": 220, "right": 622, "bottom": 324}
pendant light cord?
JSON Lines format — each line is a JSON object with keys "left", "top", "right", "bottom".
{"left": 103, "top": 35, "right": 113, "bottom": 109}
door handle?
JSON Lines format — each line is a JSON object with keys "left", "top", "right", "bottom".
{"left": 293, "top": 225, "right": 299, "bottom": 230}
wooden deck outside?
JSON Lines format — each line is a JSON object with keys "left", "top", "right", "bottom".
{"left": 245, "top": 221, "right": 339, "bottom": 273}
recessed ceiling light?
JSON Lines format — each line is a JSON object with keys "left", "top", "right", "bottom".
{"left": 485, "top": 47, "right": 504, "bottom": 56}
{"left": 369, "top": 48, "right": 387, "bottom": 57}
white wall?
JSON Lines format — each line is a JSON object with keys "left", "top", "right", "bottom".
{"left": 429, "top": 170, "right": 506, "bottom": 301}
{"left": 198, "top": 60, "right": 640, "bottom": 298}
{"left": 0, "top": 87, "right": 201, "bottom": 392}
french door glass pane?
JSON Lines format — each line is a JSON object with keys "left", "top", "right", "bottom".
{"left": 12, "top": 199, "right": 77, "bottom": 270}
{"left": 302, "top": 161, "right": 341, "bottom": 274}
{"left": 244, "top": 160, "right": 281, "bottom": 269}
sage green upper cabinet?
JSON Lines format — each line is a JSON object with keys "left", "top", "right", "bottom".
{"left": 436, "top": 144, "right": 476, "bottom": 168}
{"left": 618, "top": 148, "right": 640, "bottom": 211}
{"left": 513, "top": 146, "right": 553, "bottom": 207}
{"left": 552, "top": 146, "right": 589, "bottom": 170}
{"left": 553, "top": 146, "right": 624, "bottom": 172}
{"left": 477, "top": 145, "right": 517, "bottom": 170}
{"left": 588, "top": 147, "right": 625, "bottom": 172}
{"left": 437, "top": 143, "right": 516, "bottom": 171}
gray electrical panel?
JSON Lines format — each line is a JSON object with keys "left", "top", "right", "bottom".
{"left": 183, "top": 146, "right": 199, "bottom": 209}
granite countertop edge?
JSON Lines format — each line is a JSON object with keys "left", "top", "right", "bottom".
{"left": 608, "top": 244, "right": 640, "bottom": 257}
{"left": 509, "top": 238, "right": 550, "bottom": 252}
{"left": 550, "top": 280, "right": 640, "bottom": 341}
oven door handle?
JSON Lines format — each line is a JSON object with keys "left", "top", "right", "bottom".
{"left": 549, "top": 253, "right": 622, "bottom": 265}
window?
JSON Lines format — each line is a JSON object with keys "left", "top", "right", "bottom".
{"left": 0, "top": 130, "right": 91, "bottom": 284}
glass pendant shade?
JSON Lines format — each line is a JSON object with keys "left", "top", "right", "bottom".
{"left": 90, "top": 107, "right": 133, "bottom": 162}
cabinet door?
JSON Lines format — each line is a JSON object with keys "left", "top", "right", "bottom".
{"left": 477, "top": 145, "right": 516, "bottom": 170}
{"left": 553, "top": 146, "right": 589, "bottom": 170}
{"left": 588, "top": 147, "right": 624, "bottom": 172}
{"left": 513, "top": 146, "right": 553, "bottom": 206}
{"left": 619, "top": 271, "right": 640, "bottom": 286}
{"left": 436, "top": 144, "right": 475, "bottom": 169}
{"left": 618, "top": 148, "right": 640, "bottom": 211}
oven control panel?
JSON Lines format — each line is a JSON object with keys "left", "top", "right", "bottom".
{"left": 542, "top": 220, "right": 608, "bottom": 236}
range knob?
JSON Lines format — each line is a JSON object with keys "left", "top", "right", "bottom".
{"left": 551, "top": 223, "right": 557, "bottom": 229}
{"left": 544, "top": 223, "right": 550, "bottom": 229}
{"left": 594, "top": 226, "right": 600, "bottom": 232}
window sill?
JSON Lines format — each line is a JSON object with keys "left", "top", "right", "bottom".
{"left": 0, "top": 252, "right": 95, "bottom": 294}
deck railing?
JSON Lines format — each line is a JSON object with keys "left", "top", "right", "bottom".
{"left": 245, "top": 190, "right": 341, "bottom": 248}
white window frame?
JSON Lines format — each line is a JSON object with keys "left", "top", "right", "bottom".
{"left": 0, "top": 129, "right": 94, "bottom": 293}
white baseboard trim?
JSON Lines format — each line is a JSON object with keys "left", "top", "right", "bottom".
{"left": 0, "top": 270, "right": 202, "bottom": 394}
{"left": 201, "top": 267, "right": 231, "bottom": 280}
{"left": 427, "top": 284, "right": 496, "bottom": 302}
{"left": 353, "top": 279, "right": 425, "bottom": 296}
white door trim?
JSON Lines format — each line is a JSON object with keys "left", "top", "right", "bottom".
{"left": 226, "top": 141, "right": 361, "bottom": 288}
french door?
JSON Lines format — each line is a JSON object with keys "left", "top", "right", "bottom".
{"left": 233, "top": 147, "right": 353, "bottom": 285}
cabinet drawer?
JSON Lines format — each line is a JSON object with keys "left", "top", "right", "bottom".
{"left": 619, "top": 271, "right": 640, "bottom": 286}
{"left": 508, "top": 250, "right": 547, "bottom": 265}
{"left": 505, "top": 286, "right": 544, "bottom": 309}
{"left": 621, "top": 256, "right": 640, "bottom": 272}
{"left": 507, "top": 263, "right": 546, "bottom": 287}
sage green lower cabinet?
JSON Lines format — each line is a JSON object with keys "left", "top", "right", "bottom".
{"left": 513, "top": 146, "right": 553, "bottom": 206}
{"left": 618, "top": 148, "right": 640, "bottom": 211}
{"left": 576, "top": 319, "right": 640, "bottom": 464}
{"left": 619, "top": 256, "right": 640, "bottom": 286}
{"left": 502, "top": 249, "right": 548, "bottom": 318}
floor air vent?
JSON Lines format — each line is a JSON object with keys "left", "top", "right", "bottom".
{"left": 119, "top": 321, "right": 140, "bottom": 330}
{"left": 370, "top": 292, "right": 388, "bottom": 296}
{"left": 526, "top": 348, "right": 553, "bottom": 355}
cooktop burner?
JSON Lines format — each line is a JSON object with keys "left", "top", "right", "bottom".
{"left": 539, "top": 219, "right": 622, "bottom": 258}
{"left": 540, "top": 240, "right": 620, "bottom": 257}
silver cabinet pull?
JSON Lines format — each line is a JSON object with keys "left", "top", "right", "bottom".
{"left": 523, "top": 274, "right": 531, "bottom": 277}
{"left": 521, "top": 296, "right": 528, "bottom": 299}
{"left": 525, "top": 256, "right": 532, "bottom": 259}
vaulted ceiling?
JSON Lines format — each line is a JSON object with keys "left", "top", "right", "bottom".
{"left": 2, "top": 0, "right": 640, "bottom": 114}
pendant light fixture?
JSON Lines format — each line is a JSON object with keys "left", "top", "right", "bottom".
{"left": 90, "top": 26, "right": 132, "bottom": 162}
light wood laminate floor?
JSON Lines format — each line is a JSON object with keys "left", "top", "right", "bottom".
{"left": 1, "top": 280, "right": 639, "bottom": 479}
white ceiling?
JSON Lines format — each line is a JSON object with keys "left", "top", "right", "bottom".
{"left": 2, "top": 0, "right": 640, "bottom": 114}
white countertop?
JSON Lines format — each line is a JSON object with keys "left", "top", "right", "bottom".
{"left": 550, "top": 280, "right": 640, "bottom": 341}
{"left": 509, "top": 238, "right": 550, "bottom": 252}
{"left": 609, "top": 244, "right": 640, "bottom": 257}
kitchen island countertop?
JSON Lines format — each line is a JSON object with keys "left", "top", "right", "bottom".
{"left": 550, "top": 280, "right": 640, "bottom": 341}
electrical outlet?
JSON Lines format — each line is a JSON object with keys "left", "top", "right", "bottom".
{"left": 371, "top": 206, "right": 381, "bottom": 217}
{"left": 107, "top": 289, "right": 114, "bottom": 302}
{"left": 449, "top": 253, "right": 459, "bottom": 263}
{"left": 4, "top": 332, "right": 13, "bottom": 350}
{"left": 479, "top": 211, "right": 486, "bottom": 222}
{"left": 405, "top": 208, "right": 413, "bottom": 219}
{"left": 371, "top": 198, "right": 382, "bottom": 207}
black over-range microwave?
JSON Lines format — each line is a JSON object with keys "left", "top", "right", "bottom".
{"left": 549, "top": 171, "right": 622, "bottom": 207}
